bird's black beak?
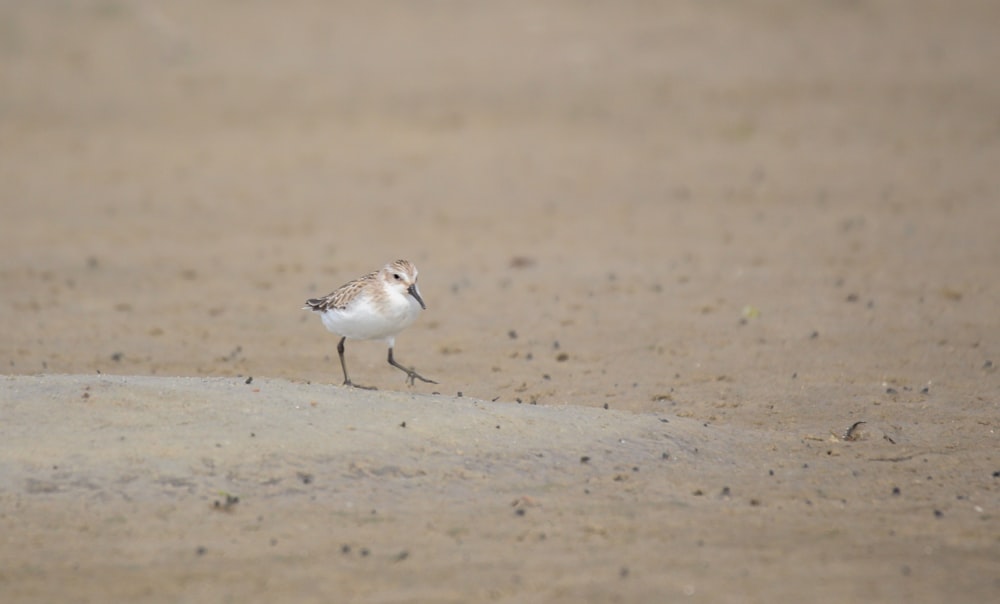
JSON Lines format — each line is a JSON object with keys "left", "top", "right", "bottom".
{"left": 408, "top": 284, "right": 426, "bottom": 309}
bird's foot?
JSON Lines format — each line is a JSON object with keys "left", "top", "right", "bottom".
{"left": 342, "top": 379, "right": 377, "bottom": 391}
{"left": 404, "top": 370, "right": 437, "bottom": 386}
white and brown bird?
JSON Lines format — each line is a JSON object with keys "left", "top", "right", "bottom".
{"left": 304, "top": 259, "right": 436, "bottom": 388}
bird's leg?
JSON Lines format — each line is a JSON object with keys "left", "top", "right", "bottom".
{"left": 338, "top": 337, "right": 376, "bottom": 390}
{"left": 337, "top": 337, "right": 352, "bottom": 385}
{"left": 387, "top": 347, "right": 437, "bottom": 385}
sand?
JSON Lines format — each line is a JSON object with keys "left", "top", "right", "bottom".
{"left": 1, "top": 1, "right": 998, "bottom": 602}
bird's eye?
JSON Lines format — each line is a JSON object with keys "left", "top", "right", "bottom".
{"left": 393, "top": 273, "right": 402, "bottom": 280}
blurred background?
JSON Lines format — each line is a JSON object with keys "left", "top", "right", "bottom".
{"left": 1, "top": 0, "right": 998, "bottom": 419}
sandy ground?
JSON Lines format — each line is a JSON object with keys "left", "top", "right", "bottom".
{"left": 1, "top": 0, "right": 998, "bottom": 602}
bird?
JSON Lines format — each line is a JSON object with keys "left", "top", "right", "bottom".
{"left": 304, "top": 259, "right": 436, "bottom": 388}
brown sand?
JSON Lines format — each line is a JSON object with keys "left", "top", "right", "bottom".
{"left": 1, "top": 1, "right": 998, "bottom": 602}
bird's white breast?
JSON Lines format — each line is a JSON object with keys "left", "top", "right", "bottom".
{"left": 318, "top": 287, "right": 421, "bottom": 342}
